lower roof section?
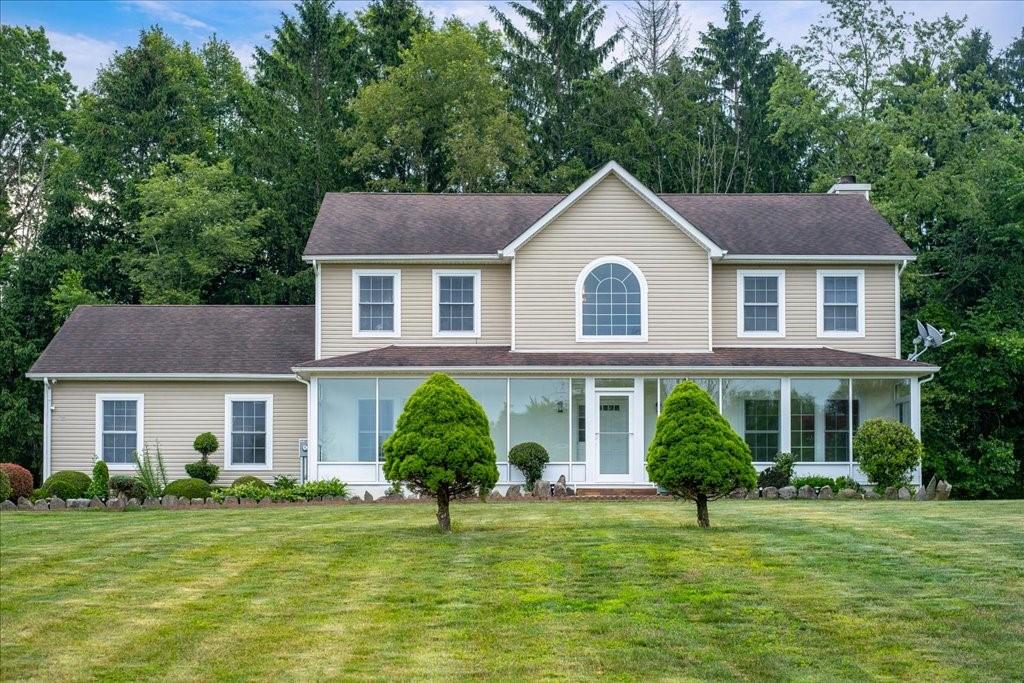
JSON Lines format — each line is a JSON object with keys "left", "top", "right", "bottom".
{"left": 295, "top": 345, "right": 938, "bottom": 375}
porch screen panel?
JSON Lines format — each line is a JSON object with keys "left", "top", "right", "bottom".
{"left": 456, "top": 378, "right": 508, "bottom": 460}
{"left": 571, "top": 379, "right": 586, "bottom": 462}
{"left": 852, "top": 379, "right": 911, "bottom": 461}
{"left": 318, "top": 379, "right": 376, "bottom": 462}
{"left": 510, "top": 379, "right": 569, "bottom": 462}
{"left": 378, "top": 378, "right": 425, "bottom": 458}
{"left": 721, "top": 379, "right": 781, "bottom": 462}
{"left": 660, "top": 378, "right": 720, "bottom": 408}
{"left": 789, "top": 379, "right": 849, "bottom": 463}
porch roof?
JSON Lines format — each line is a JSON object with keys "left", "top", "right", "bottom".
{"left": 295, "top": 346, "right": 937, "bottom": 374}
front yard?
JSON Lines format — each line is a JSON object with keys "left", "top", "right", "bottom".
{"left": 2, "top": 500, "right": 1022, "bottom": 681}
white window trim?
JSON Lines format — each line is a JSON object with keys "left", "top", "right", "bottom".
{"left": 351, "top": 269, "right": 401, "bottom": 338}
{"left": 432, "top": 269, "right": 482, "bottom": 338}
{"left": 736, "top": 269, "right": 786, "bottom": 338}
{"left": 95, "top": 394, "right": 144, "bottom": 471}
{"left": 575, "top": 256, "right": 649, "bottom": 343}
{"left": 224, "top": 394, "right": 274, "bottom": 471}
{"left": 817, "top": 269, "right": 866, "bottom": 338}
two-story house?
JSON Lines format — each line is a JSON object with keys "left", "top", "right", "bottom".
{"left": 29, "top": 162, "right": 938, "bottom": 494}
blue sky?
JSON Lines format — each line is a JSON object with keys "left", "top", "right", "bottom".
{"left": 3, "top": 0, "right": 1022, "bottom": 88}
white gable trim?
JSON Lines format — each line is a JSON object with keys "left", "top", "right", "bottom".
{"left": 500, "top": 161, "right": 725, "bottom": 257}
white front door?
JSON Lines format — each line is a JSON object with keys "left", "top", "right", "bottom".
{"left": 594, "top": 390, "right": 633, "bottom": 482}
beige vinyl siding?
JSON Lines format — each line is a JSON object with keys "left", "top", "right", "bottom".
{"left": 320, "top": 263, "right": 511, "bottom": 357}
{"left": 713, "top": 264, "right": 898, "bottom": 357}
{"left": 50, "top": 380, "right": 307, "bottom": 483}
{"left": 514, "top": 174, "right": 710, "bottom": 351}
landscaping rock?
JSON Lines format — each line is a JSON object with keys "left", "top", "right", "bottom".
{"left": 1, "top": 500, "right": 17, "bottom": 511}
{"left": 17, "top": 496, "right": 33, "bottom": 510}
{"left": 745, "top": 488, "right": 760, "bottom": 499}
{"left": 553, "top": 482, "right": 567, "bottom": 497}
{"left": 240, "top": 497, "right": 256, "bottom": 507}
{"left": 763, "top": 486, "right": 779, "bottom": 499}
{"left": 204, "top": 498, "right": 215, "bottom": 505}
{"left": 68, "top": 498, "right": 90, "bottom": 509}
{"left": 557, "top": 475, "right": 567, "bottom": 486}
{"left": 897, "top": 487, "right": 911, "bottom": 500}
{"left": 935, "top": 480, "right": 952, "bottom": 501}
{"left": 818, "top": 485, "right": 834, "bottom": 500}
{"left": 258, "top": 496, "right": 272, "bottom": 506}
{"left": 925, "top": 475, "right": 938, "bottom": 501}
{"left": 348, "top": 496, "right": 361, "bottom": 503}
{"left": 838, "top": 488, "right": 858, "bottom": 499}
{"left": 34, "top": 500, "right": 50, "bottom": 511}
{"left": 565, "top": 486, "right": 575, "bottom": 496}
{"left": 488, "top": 489, "right": 502, "bottom": 501}
{"left": 143, "top": 496, "right": 161, "bottom": 508}
{"left": 729, "top": 487, "right": 747, "bottom": 499}
{"left": 364, "top": 491, "right": 374, "bottom": 502}
{"left": 191, "top": 498, "right": 205, "bottom": 506}
{"left": 883, "top": 486, "right": 898, "bottom": 500}
{"left": 532, "top": 480, "right": 551, "bottom": 498}
{"left": 125, "top": 498, "right": 141, "bottom": 511}
{"left": 914, "top": 485, "right": 928, "bottom": 501}
{"left": 49, "top": 496, "right": 66, "bottom": 509}
{"left": 88, "top": 497, "right": 105, "bottom": 509}
{"left": 223, "top": 496, "right": 239, "bottom": 507}
{"left": 162, "top": 494, "right": 179, "bottom": 507}
{"left": 797, "top": 485, "right": 815, "bottom": 499}
{"left": 864, "top": 490, "right": 881, "bottom": 500}
{"left": 106, "top": 497, "right": 125, "bottom": 511}
{"left": 505, "top": 484, "right": 522, "bottom": 499}
{"left": 779, "top": 486, "right": 797, "bottom": 500}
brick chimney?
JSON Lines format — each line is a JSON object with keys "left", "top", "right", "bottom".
{"left": 828, "top": 174, "right": 871, "bottom": 200}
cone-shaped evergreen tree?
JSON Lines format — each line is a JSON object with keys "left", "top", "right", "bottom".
{"left": 382, "top": 373, "right": 499, "bottom": 533}
{"left": 646, "top": 380, "right": 756, "bottom": 527}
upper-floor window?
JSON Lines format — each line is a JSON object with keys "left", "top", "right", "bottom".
{"left": 225, "top": 394, "right": 273, "bottom": 470}
{"left": 433, "top": 269, "right": 481, "bottom": 337}
{"left": 737, "top": 270, "right": 785, "bottom": 337}
{"left": 352, "top": 270, "right": 400, "bottom": 337}
{"left": 575, "top": 257, "right": 648, "bottom": 342}
{"left": 95, "top": 394, "right": 143, "bottom": 468}
{"left": 817, "top": 269, "right": 864, "bottom": 337}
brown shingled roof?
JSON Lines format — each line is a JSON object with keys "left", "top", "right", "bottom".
{"left": 296, "top": 345, "right": 935, "bottom": 372}
{"left": 303, "top": 191, "right": 913, "bottom": 258}
{"left": 28, "top": 305, "right": 314, "bottom": 376}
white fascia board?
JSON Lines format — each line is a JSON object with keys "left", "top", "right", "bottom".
{"left": 501, "top": 161, "right": 725, "bottom": 257}
{"left": 720, "top": 254, "right": 916, "bottom": 263}
{"left": 26, "top": 373, "right": 301, "bottom": 381}
{"left": 303, "top": 254, "right": 505, "bottom": 264}
{"left": 294, "top": 364, "right": 938, "bottom": 376}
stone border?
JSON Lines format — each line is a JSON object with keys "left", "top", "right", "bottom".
{"left": 728, "top": 476, "right": 953, "bottom": 501}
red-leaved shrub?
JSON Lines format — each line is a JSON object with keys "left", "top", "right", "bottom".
{"left": 0, "top": 463, "right": 33, "bottom": 500}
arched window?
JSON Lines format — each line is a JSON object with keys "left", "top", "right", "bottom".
{"left": 576, "top": 257, "right": 647, "bottom": 340}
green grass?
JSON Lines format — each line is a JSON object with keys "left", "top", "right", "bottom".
{"left": 2, "top": 500, "right": 1022, "bottom": 682}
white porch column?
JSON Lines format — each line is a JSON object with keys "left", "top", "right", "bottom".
{"left": 779, "top": 377, "right": 791, "bottom": 455}
{"left": 910, "top": 377, "right": 922, "bottom": 439}
{"left": 584, "top": 377, "right": 596, "bottom": 483}
{"left": 43, "top": 378, "right": 53, "bottom": 480}
{"left": 307, "top": 377, "right": 319, "bottom": 482}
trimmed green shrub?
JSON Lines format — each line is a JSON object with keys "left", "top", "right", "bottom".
{"left": 273, "top": 475, "right": 298, "bottom": 490}
{"left": 0, "top": 463, "right": 33, "bottom": 500}
{"left": 109, "top": 475, "right": 146, "bottom": 500}
{"left": 40, "top": 470, "right": 91, "bottom": 499}
{"left": 216, "top": 481, "right": 278, "bottom": 501}
{"left": 162, "top": 478, "right": 212, "bottom": 499}
{"left": 192, "top": 432, "right": 219, "bottom": 457}
{"left": 834, "top": 476, "right": 862, "bottom": 492}
{"left": 646, "top": 381, "right": 757, "bottom": 528}
{"left": 85, "top": 460, "right": 110, "bottom": 499}
{"left": 757, "top": 453, "right": 795, "bottom": 489}
{"left": 297, "top": 478, "right": 347, "bottom": 499}
{"left": 383, "top": 373, "right": 499, "bottom": 533}
{"left": 791, "top": 475, "right": 838, "bottom": 490}
{"left": 185, "top": 460, "right": 220, "bottom": 484}
{"left": 0, "top": 469, "right": 12, "bottom": 502}
{"left": 231, "top": 475, "right": 270, "bottom": 488}
{"left": 854, "top": 419, "right": 923, "bottom": 489}
{"left": 509, "top": 442, "right": 549, "bottom": 491}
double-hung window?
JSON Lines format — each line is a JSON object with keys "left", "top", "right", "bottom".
{"left": 96, "top": 394, "right": 143, "bottom": 468}
{"left": 225, "top": 394, "right": 273, "bottom": 470}
{"left": 744, "top": 399, "right": 780, "bottom": 461}
{"left": 818, "top": 269, "right": 864, "bottom": 336}
{"left": 352, "top": 270, "right": 400, "bottom": 336}
{"left": 737, "top": 270, "right": 785, "bottom": 337}
{"left": 433, "top": 269, "right": 481, "bottom": 337}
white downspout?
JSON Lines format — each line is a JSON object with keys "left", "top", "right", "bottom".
{"left": 43, "top": 378, "right": 54, "bottom": 480}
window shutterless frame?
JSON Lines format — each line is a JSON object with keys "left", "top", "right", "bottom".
{"left": 432, "top": 269, "right": 481, "bottom": 337}
{"left": 351, "top": 269, "right": 401, "bottom": 337}
{"left": 816, "top": 269, "right": 865, "bottom": 338}
{"left": 94, "top": 394, "right": 143, "bottom": 470}
{"left": 224, "top": 394, "right": 274, "bottom": 471}
{"left": 574, "top": 256, "right": 649, "bottom": 343}
{"left": 736, "top": 269, "right": 785, "bottom": 337}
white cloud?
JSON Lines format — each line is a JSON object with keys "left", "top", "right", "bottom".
{"left": 124, "top": 0, "right": 214, "bottom": 31}
{"left": 47, "top": 30, "right": 120, "bottom": 89}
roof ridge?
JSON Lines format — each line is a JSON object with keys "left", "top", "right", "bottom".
{"left": 77, "top": 304, "right": 314, "bottom": 309}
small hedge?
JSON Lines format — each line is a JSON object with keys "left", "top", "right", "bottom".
{"left": 791, "top": 475, "right": 838, "bottom": 490}
{"left": 509, "top": 442, "right": 549, "bottom": 491}
{"left": 0, "top": 463, "right": 33, "bottom": 500}
{"left": 0, "top": 469, "right": 12, "bottom": 502}
{"left": 85, "top": 461, "right": 110, "bottom": 498}
{"left": 757, "top": 453, "right": 794, "bottom": 489}
{"left": 214, "top": 478, "right": 348, "bottom": 502}
{"left": 854, "top": 419, "right": 923, "bottom": 489}
{"left": 40, "top": 470, "right": 91, "bottom": 499}
{"left": 231, "top": 475, "right": 270, "bottom": 489}
{"left": 162, "top": 478, "right": 212, "bottom": 499}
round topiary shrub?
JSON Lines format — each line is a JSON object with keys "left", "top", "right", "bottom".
{"left": 162, "top": 478, "right": 212, "bottom": 499}
{"left": 40, "top": 470, "right": 92, "bottom": 500}
{"left": 854, "top": 418, "right": 923, "bottom": 489}
{"left": 185, "top": 460, "right": 220, "bottom": 484}
{"left": 382, "top": 373, "right": 498, "bottom": 533}
{"left": 231, "top": 475, "right": 270, "bottom": 489}
{"left": 646, "top": 381, "right": 757, "bottom": 528}
{"left": 193, "top": 431, "right": 219, "bottom": 458}
{"left": 509, "top": 442, "right": 549, "bottom": 491}
{"left": 0, "top": 469, "right": 12, "bottom": 502}
{"left": 0, "top": 463, "right": 33, "bottom": 500}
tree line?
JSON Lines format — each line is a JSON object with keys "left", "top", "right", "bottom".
{"left": 2, "top": 0, "right": 1022, "bottom": 496}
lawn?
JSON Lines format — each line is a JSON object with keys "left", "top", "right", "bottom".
{"left": 2, "top": 500, "right": 1023, "bottom": 682}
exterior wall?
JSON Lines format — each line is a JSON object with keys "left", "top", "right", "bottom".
{"left": 49, "top": 380, "right": 307, "bottom": 483}
{"left": 712, "top": 263, "right": 898, "bottom": 357}
{"left": 319, "top": 263, "right": 511, "bottom": 357}
{"left": 514, "top": 175, "right": 711, "bottom": 352}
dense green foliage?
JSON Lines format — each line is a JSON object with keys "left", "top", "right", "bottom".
{"left": 2, "top": 0, "right": 1022, "bottom": 497}
{"left": 508, "top": 442, "right": 550, "bottom": 491}
{"left": 84, "top": 460, "right": 109, "bottom": 499}
{"left": 162, "top": 478, "right": 213, "bottom": 500}
{"left": 39, "top": 469, "right": 91, "bottom": 499}
{"left": 192, "top": 432, "right": 219, "bottom": 457}
{"left": 231, "top": 475, "right": 270, "bottom": 489}
{"left": 790, "top": 475, "right": 839, "bottom": 491}
{"left": 0, "top": 463, "right": 33, "bottom": 499}
{"left": 854, "top": 419, "right": 924, "bottom": 489}
{"left": 383, "top": 373, "right": 498, "bottom": 532}
{"left": 0, "top": 469, "right": 11, "bottom": 502}
{"left": 108, "top": 475, "right": 146, "bottom": 500}
{"left": 756, "top": 452, "right": 794, "bottom": 488}
{"left": 647, "top": 381, "right": 757, "bottom": 527}
{"left": 213, "top": 477, "right": 347, "bottom": 502}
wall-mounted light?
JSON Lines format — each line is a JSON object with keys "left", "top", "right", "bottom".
{"left": 555, "top": 401, "right": 565, "bottom": 413}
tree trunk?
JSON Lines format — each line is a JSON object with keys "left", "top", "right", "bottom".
{"left": 695, "top": 493, "right": 710, "bottom": 528}
{"left": 436, "top": 489, "right": 451, "bottom": 534}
